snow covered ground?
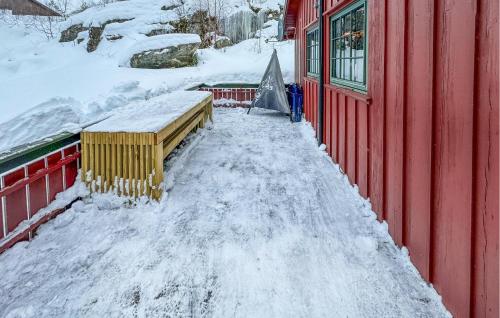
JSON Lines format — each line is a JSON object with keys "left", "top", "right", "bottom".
{"left": 0, "top": 8, "right": 293, "bottom": 154}
{"left": 0, "top": 108, "right": 450, "bottom": 318}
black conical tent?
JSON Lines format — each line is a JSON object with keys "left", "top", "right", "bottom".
{"left": 248, "top": 49, "right": 290, "bottom": 114}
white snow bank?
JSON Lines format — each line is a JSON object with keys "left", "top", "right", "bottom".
{"left": 85, "top": 90, "right": 211, "bottom": 132}
{"left": 60, "top": 0, "right": 161, "bottom": 28}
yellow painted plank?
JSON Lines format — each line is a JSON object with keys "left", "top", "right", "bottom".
{"left": 145, "top": 136, "right": 151, "bottom": 196}
{"left": 139, "top": 134, "right": 144, "bottom": 196}
{"left": 111, "top": 133, "right": 116, "bottom": 192}
{"left": 128, "top": 134, "right": 134, "bottom": 197}
{"left": 105, "top": 134, "right": 111, "bottom": 192}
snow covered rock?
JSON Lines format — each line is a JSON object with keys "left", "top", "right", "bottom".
{"left": 145, "top": 25, "right": 173, "bottom": 37}
{"left": 59, "top": 18, "right": 133, "bottom": 51}
{"left": 59, "top": 23, "right": 88, "bottom": 42}
{"left": 126, "top": 34, "right": 201, "bottom": 69}
{"left": 214, "top": 36, "right": 232, "bottom": 49}
{"left": 87, "top": 19, "right": 133, "bottom": 52}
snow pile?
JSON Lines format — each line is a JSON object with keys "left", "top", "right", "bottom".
{"left": 0, "top": 108, "right": 450, "bottom": 317}
{"left": 60, "top": 1, "right": 153, "bottom": 27}
{"left": 85, "top": 90, "right": 211, "bottom": 133}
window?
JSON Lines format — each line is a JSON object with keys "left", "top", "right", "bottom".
{"left": 306, "top": 28, "right": 319, "bottom": 77}
{"left": 330, "top": 0, "right": 367, "bottom": 91}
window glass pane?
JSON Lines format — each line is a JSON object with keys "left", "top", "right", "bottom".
{"left": 342, "top": 58, "right": 350, "bottom": 80}
{"left": 352, "top": 6, "right": 365, "bottom": 53}
{"left": 340, "top": 37, "right": 346, "bottom": 58}
{"left": 344, "top": 36, "right": 352, "bottom": 58}
{"left": 353, "top": 32, "right": 364, "bottom": 54}
{"left": 345, "top": 13, "right": 351, "bottom": 34}
{"left": 335, "top": 59, "right": 341, "bottom": 78}
{"left": 353, "top": 58, "right": 364, "bottom": 82}
{"left": 340, "top": 16, "right": 345, "bottom": 37}
{"left": 353, "top": 6, "right": 365, "bottom": 32}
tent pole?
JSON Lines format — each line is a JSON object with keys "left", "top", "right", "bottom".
{"left": 317, "top": 0, "right": 324, "bottom": 146}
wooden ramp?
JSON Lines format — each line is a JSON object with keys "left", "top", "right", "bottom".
{"left": 80, "top": 91, "right": 213, "bottom": 200}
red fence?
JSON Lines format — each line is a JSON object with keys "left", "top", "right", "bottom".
{"left": 288, "top": 0, "right": 499, "bottom": 316}
{"left": 198, "top": 86, "right": 257, "bottom": 107}
{"left": 0, "top": 142, "right": 80, "bottom": 252}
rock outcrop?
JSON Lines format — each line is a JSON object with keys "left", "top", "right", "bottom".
{"left": 145, "top": 27, "right": 172, "bottom": 37}
{"left": 129, "top": 42, "right": 200, "bottom": 69}
{"left": 59, "top": 23, "right": 88, "bottom": 42}
{"left": 59, "top": 18, "right": 133, "bottom": 51}
{"left": 214, "top": 36, "right": 232, "bottom": 49}
{"left": 130, "top": 34, "right": 201, "bottom": 68}
{"left": 87, "top": 26, "right": 104, "bottom": 52}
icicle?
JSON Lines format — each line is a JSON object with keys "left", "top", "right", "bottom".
{"left": 223, "top": 10, "right": 257, "bottom": 43}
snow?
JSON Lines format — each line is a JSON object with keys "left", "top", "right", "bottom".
{"left": 213, "top": 98, "right": 252, "bottom": 106}
{"left": 0, "top": 10, "right": 293, "bottom": 154}
{"left": 0, "top": 179, "right": 88, "bottom": 247}
{"left": 0, "top": 108, "right": 450, "bottom": 317}
{"left": 59, "top": 0, "right": 166, "bottom": 28}
{"left": 85, "top": 90, "right": 211, "bottom": 132}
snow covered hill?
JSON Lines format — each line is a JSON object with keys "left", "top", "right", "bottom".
{"left": 0, "top": 0, "right": 293, "bottom": 154}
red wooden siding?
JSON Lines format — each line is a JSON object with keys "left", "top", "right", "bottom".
{"left": 471, "top": 1, "right": 499, "bottom": 316}
{"left": 303, "top": 78, "right": 318, "bottom": 132}
{"left": 404, "top": 0, "right": 434, "bottom": 281}
{"left": 290, "top": 0, "right": 499, "bottom": 317}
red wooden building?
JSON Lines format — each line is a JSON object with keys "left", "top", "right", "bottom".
{"left": 0, "top": 0, "right": 61, "bottom": 16}
{"left": 283, "top": 0, "right": 498, "bottom": 317}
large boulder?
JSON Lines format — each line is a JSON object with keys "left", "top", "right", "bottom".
{"left": 59, "top": 23, "right": 88, "bottom": 42}
{"left": 214, "top": 36, "right": 232, "bottom": 49}
{"left": 127, "top": 34, "right": 201, "bottom": 69}
{"left": 87, "top": 26, "right": 104, "bottom": 52}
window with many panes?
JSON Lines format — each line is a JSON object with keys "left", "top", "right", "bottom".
{"left": 330, "top": 0, "right": 367, "bottom": 91}
{"left": 306, "top": 28, "right": 319, "bottom": 77}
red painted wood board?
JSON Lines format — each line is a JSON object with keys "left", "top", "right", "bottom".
{"left": 4, "top": 168, "right": 28, "bottom": 233}
{"left": 471, "top": 0, "right": 499, "bottom": 316}
{"left": 346, "top": 97, "right": 356, "bottom": 184}
{"left": 356, "top": 103, "right": 368, "bottom": 198}
{"left": 430, "top": 1, "right": 476, "bottom": 315}
{"left": 338, "top": 94, "right": 346, "bottom": 169}
{"left": 28, "top": 159, "right": 47, "bottom": 216}
{"left": 403, "top": 0, "right": 434, "bottom": 281}
{"left": 366, "top": 0, "right": 385, "bottom": 220}
{"left": 384, "top": 0, "right": 405, "bottom": 246}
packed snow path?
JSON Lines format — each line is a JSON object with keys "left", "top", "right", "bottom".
{"left": 0, "top": 108, "right": 449, "bottom": 318}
